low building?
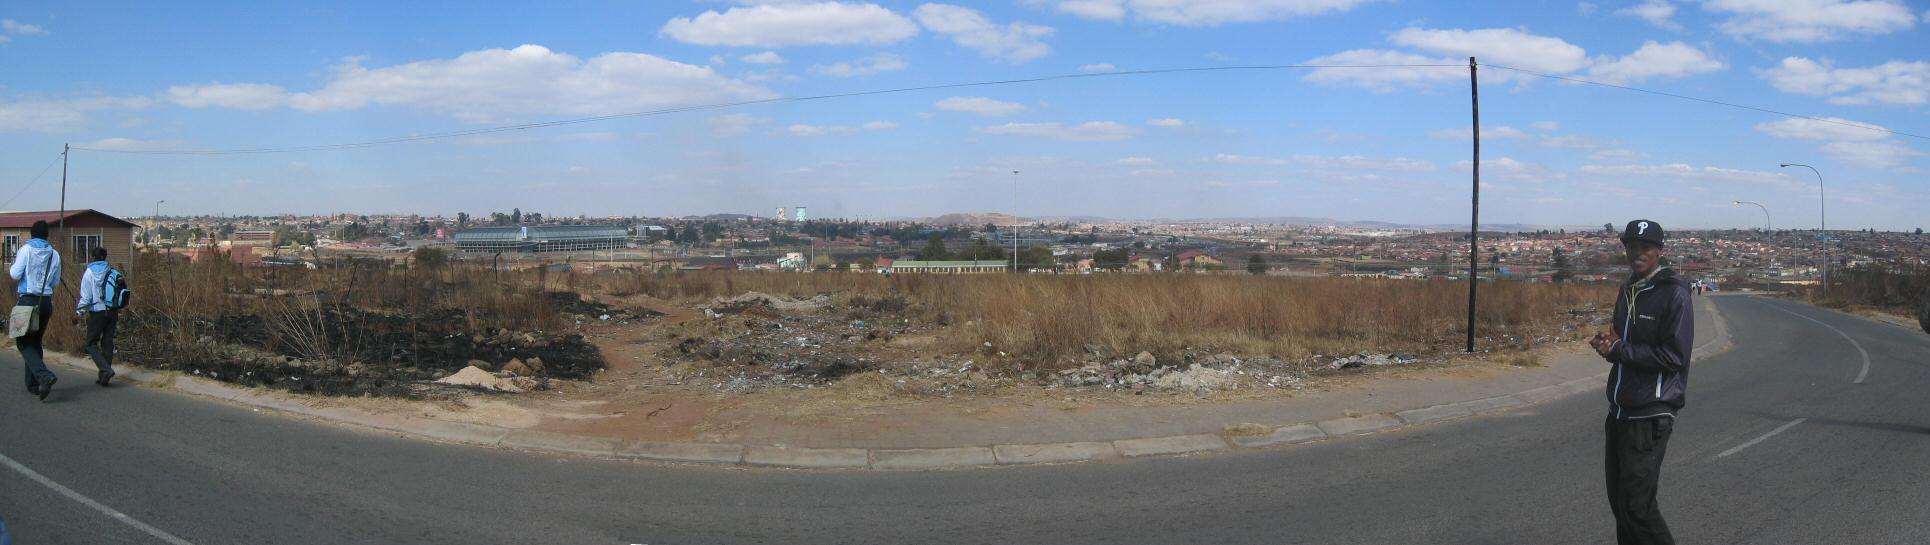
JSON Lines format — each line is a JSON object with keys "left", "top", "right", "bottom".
{"left": 0, "top": 209, "right": 137, "bottom": 269}
{"left": 881, "top": 260, "right": 1008, "bottom": 274}
{"left": 231, "top": 229, "right": 275, "bottom": 245}
{"left": 454, "top": 225, "right": 626, "bottom": 253}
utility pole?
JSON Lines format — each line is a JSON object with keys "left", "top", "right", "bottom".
{"left": 1011, "top": 170, "right": 1020, "bottom": 273}
{"left": 59, "top": 143, "right": 68, "bottom": 233}
{"left": 1466, "top": 57, "right": 1480, "bottom": 353}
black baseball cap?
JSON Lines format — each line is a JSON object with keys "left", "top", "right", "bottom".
{"left": 1620, "top": 219, "right": 1665, "bottom": 247}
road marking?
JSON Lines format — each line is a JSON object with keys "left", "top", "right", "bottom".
{"left": 1717, "top": 418, "right": 1807, "bottom": 459}
{"left": 0, "top": 451, "right": 198, "bottom": 545}
{"left": 1761, "top": 302, "right": 1870, "bottom": 384}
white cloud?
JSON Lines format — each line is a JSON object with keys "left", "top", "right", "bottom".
{"left": 1, "top": 19, "right": 46, "bottom": 35}
{"left": 1616, "top": 0, "right": 1681, "bottom": 29}
{"left": 808, "top": 53, "right": 908, "bottom": 77}
{"left": 862, "top": 121, "right": 897, "bottom": 129}
{"left": 1301, "top": 49, "right": 1465, "bottom": 91}
{"left": 977, "top": 121, "right": 1138, "bottom": 141}
{"left": 1129, "top": 168, "right": 1176, "bottom": 177}
{"left": 1055, "top": 0, "right": 1127, "bottom": 20}
{"left": 1391, "top": 27, "right": 1589, "bottom": 74}
{"left": 0, "top": 96, "right": 153, "bottom": 133}
{"left": 1539, "top": 134, "right": 1617, "bottom": 150}
{"left": 660, "top": 2, "right": 919, "bottom": 47}
{"left": 1757, "top": 57, "right": 1930, "bottom": 106}
{"left": 1147, "top": 118, "right": 1187, "bottom": 127}
{"left": 1290, "top": 154, "right": 1437, "bottom": 172}
{"left": 1212, "top": 153, "right": 1289, "bottom": 165}
{"left": 166, "top": 82, "right": 292, "bottom": 110}
{"left": 1589, "top": 148, "right": 1649, "bottom": 162}
{"left": 559, "top": 131, "right": 619, "bottom": 142}
{"left": 914, "top": 3, "right": 1054, "bottom": 63}
{"left": 1117, "top": 156, "right": 1156, "bottom": 165}
{"left": 1585, "top": 41, "right": 1725, "bottom": 84}
{"left": 1578, "top": 163, "right": 1802, "bottom": 189}
{"left": 1045, "top": 0, "right": 1378, "bottom": 27}
{"left": 1530, "top": 121, "right": 1560, "bottom": 131}
{"left": 183, "top": 45, "right": 775, "bottom": 122}
{"left": 566, "top": 165, "right": 592, "bottom": 174}
{"left": 1821, "top": 140, "right": 1926, "bottom": 168}
{"left": 786, "top": 124, "right": 855, "bottom": 137}
{"left": 1577, "top": 2, "right": 1599, "bottom": 16}
{"left": 1429, "top": 126, "right": 1527, "bottom": 140}
{"left": 1080, "top": 63, "right": 1116, "bottom": 73}
{"left": 1705, "top": 0, "right": 1917, "bottom": 43}
{"left": 934, "top": 96, "right": 1026, "bottom": 116}
{"left": 1453, "top": 157, "right": 1561, "bottom": 181}
{"left": 709, "top": 113, "right": 769, "bottom": 136}
{"left": 739, "top": 51, "right": 786, "bottom": 65}
{"left": 79, "top": 137, "right": 182, "bottom": 151}
{"left": 1754, "top": 117, "right": 1891, "bottom": 141}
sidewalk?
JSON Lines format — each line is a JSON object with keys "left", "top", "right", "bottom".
{"left": 48, "top": 294, "right": 1731, "bottom": 470}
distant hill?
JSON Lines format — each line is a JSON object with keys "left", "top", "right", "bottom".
{"left": 926, "top": 212, "right": 1025, "bottom": 227}
{"left": 909, "top": 212, "right": 1590, "bottom": 232}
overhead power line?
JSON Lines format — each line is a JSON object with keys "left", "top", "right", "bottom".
{"left": 0, "top": 152, "right": 66, "bottom": 210}
{"left": 1482, "top": 63, "right": 1929, "bottom": 142}
{"left": 68, "top": 63, "right": 1463, "bottom": 155}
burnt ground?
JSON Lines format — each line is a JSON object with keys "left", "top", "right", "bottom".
{"left": 114, "top": 292, "right": 643, "bottom": 398}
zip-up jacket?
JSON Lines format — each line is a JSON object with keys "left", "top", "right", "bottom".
{"left": 1605, "top": 266, "right": 1694, "bottom": 420}
{"left": 76, "top": 260, "right": 111, "bottom": 313}
{"left": 9, "top": 238, "right": 61, "bottom": 297}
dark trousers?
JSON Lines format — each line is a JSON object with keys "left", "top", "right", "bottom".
{"left": 16, "top": 294, "right": 55, "bottom": 389}
{"left": 85, "top": 309, "right": 119, "bottom": 375}
{"left": 1605, "top": 415, "right": 1675, "bottom": 545}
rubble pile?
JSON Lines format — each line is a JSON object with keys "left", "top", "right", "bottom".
{"left": 1052, "top": 351, "right": 1309, "bottom": 395}
{"left": 665, "top": 292, "right": 935, "bottom": 391}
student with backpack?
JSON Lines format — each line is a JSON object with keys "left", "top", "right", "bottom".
{"left": 75, "top": 245, "right": 127, "bottom": 386}
{"left": 10, "top": 220, "right": 62, "bottom": 400}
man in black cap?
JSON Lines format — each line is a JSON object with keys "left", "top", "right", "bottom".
{"left": 1591, "top": 219, "right": 1693, "bottom": 545}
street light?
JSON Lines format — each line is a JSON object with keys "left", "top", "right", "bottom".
{"left": 151, "top": 200, "right": 165, "bottom": 246}
{"left": 1733, "top": 200, "right": 1771, "bottom": 231}
{"left": 1779, "top": 163, "right": 1827, "bottom": 294}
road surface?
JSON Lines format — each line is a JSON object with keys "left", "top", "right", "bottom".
{"left": 3, "top": 295, "right": 1927, "bottom": 544}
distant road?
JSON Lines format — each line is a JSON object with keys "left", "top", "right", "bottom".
{"left": 3, "top": 295, "right": 1928, "bottom": 544}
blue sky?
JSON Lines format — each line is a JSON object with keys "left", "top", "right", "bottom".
{"left": 2, "top": 0, "right": 1927, "bottom": 229}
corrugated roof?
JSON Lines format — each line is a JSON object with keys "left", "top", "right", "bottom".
{"left": 0, "top": 209, "right": 138, "bottom": 229}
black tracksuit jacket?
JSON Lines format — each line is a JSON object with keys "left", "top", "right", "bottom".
{"left": 1606, "top": 267, "right": 1695, "bottom": 420}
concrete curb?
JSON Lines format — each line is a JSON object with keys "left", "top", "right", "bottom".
{"left": 37, "top": 295, "right": 1739, "bottom": 471}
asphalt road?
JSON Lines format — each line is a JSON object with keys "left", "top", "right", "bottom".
{"left": 3, "top": 295, "right": 1928, "bottom": 545}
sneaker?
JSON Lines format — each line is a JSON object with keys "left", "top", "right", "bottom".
{"left": 26, "top": 383, "right": 39, "bottom": 396}
{"left": 97, "top": 371, "right": 114, "bottom": 387}
{"left": 37, "top": 376, "right": 54, "bottom": 401}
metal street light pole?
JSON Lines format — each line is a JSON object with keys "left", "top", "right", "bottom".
{"left": 153, "top": 200, "right": 165, "bottom": 245}
{"left": 1733, "top": 200, "right": 1770, "bottom": 231}
{"left": 1780, "top": 163, "right": 1827, "bottom": 294}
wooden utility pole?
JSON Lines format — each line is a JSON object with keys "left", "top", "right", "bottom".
{"left": 1466, "top": 58, "right": 1480, "bottom": 353}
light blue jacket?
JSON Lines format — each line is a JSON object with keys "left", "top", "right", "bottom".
{"left": 9, "top": 238, "right": 61, "bottom": 296}
{"left": 77, "top": 260, "right": 111, "bottom": 312}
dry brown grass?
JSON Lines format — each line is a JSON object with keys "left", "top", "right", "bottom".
{"left": 585, "top": 270, "right": 1611, "bottom": 368}
{"left": 13, "top": 253, "right": 1610, "bottom": 375}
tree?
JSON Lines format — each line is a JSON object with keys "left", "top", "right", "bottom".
{"left": 1917, "top": 228, "right": 1924, "bottom": 235}
{"left": 1604, "top": 223, "right": 1614, "bottom": 234}
{"left": 678, "top": 226, "right": 700, "bottom": 245}
{"left": 1552, "top": 247, "right": 1574, "bottom": 283}
{"left": 457, "top": 212, "right": 470, "bottom": 228}
{"left": 511, "top": 208, "right": 522, "bottom": 224}
{"left": 662, "top": 225, "right": 678, "bottom": 243}
{"left": 921, "top": 235, "right": 950, "bottom": 260}
{"left": 1014, "top": 246, "right": 1053, "bottom": 271}
{"left": 413, "top": 247, "right": 450, "bottom": 269}
{"left": 1247, "top": 254, "right": 1267, "bottom": 275}
{"left": 967, "top": 237, "right": 1008, "bottom": 261}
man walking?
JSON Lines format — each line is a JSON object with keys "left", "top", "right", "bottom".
{"left": 11, "top": 220, "right": 62, "bottom": 400}
{"left": 1591, "top": 219, "right": 1694, "bottom": 545}
{"left": 75, "top": 245, "right": 121, "bottom": 386}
